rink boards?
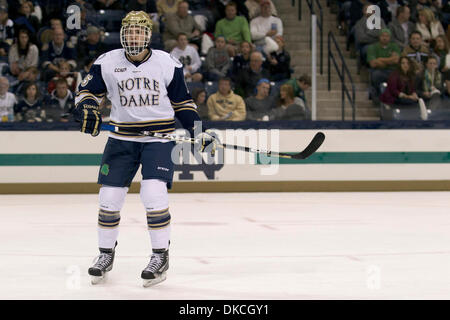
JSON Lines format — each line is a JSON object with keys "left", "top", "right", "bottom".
{"left": 0, "top": 129, "right": 449, "bottom": 193}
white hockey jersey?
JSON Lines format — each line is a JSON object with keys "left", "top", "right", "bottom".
{"left": 75, "top": 48, "right": 200, "bottom": 142}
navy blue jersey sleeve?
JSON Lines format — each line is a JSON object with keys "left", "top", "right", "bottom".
{"left": 73, "top": 64, "right": 107, "bottom": 121}
{"left": 167, "top": 67, "right": 201, "bottom": 132}
{"left": 75, "top": 64, "right": 107, "bottom": 108}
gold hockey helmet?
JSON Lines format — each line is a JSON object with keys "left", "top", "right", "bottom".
{"left": 120, "top": 11, "right": 153, "bottom": 56}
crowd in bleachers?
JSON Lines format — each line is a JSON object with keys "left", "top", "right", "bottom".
{"left": 335, "top": 0, "right": 450, "bottom": 119}
{"left": 0, "top": 0, "right": 313, "bottom": 125}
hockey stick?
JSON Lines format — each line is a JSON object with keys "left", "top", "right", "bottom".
{"left": 102, "top": 124, "right": 325, "bottom": 160}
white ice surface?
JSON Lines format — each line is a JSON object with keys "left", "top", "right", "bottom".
{"left": 0, "top": 192, "right": 449, "bottom": 299}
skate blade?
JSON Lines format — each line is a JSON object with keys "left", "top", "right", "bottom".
{"left": 90, "top": 273, "right": 108, "bottom": 285}
{"left": 142, "top": 272, "right": 167, "bottom": 288}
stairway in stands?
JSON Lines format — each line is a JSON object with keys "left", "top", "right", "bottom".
{"left": 275, "top": 0, "right": 378, "bottom": 120}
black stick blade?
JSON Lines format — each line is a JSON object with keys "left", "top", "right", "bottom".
{"left": 291, "top": 132, "right": 325, "bottom": 159}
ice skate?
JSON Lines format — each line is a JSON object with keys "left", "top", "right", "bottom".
{"left": 141, "top": 249, "right": 169, "bottom": 287}
{"left": 88, "top": 242, "right": 117, "bottom": 284}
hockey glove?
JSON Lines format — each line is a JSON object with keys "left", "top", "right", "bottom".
{"left": 75, "top": 104, "right": 102, "bottom": 137}
{"left": 195, "top": 129, "right": 220, "bottom": 157}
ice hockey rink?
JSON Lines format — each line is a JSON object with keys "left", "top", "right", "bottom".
{"left": 0, "top": 191, "right": 449, "bottom": 300}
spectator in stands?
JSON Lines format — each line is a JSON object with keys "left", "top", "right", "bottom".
{"left": 126, "top": 0, "right": 159, "bottom": 32}
{"left": 14, "top": 81, "right": 44, "bottom": 122}
{"left": 163, "top": 1, "right": 202, "bottom": 51}
{"left": 47, "top": 60, "right": 81, "bottom": 94}
{"left": 214, "top": 1, "right": 252, "bottom": 56}
{"left": 337, "top": 0, "right": 366, "bottom": 37}
{"left": 270, "top": 83, "right": 308, "bottom": 120}
{"left": 245, "top": 78, "right": 275, "bottom": 120}
{"left": 8, "top": 28, "right": 39, "bottom": 79}
{"left": 355, "top": 3, "right": 387, "bottom": 65}
{"left": 419, "top": 56, "right": 443, "bottom": 103}
{"left": 380, "top": 56, "right": 420, "bottom": 107}
{"left": 410, "top": 0, "right": 433, "bottom": 22}
{"left": 349, "top": 0, "right": 367, "bottom": 30}
{"left": 416, "top": 8, "right": 445, "bottom": 46}
{"left": 157, "top": 0, "right": 183, "bottom": 18}
{"left": 93, "top": 0, "right": 123, "bottom": 10}
{"left": 41, "top": 28, "right": 76, "bottom": 81}
{"left": 72, "top": 3, "right": 101, "bottom": 43}
{"left": 127, "top": 0, "right": 158, "bottom": 12}
{"left": 36, "top": 0, "right": 69, "bottom": 23}
{"left": 170, "top": 33, "right": 203, "bottom": 82}
{"left": 0, "top": 5, "right": 14, "bottom": 60}
{"left": 49, "top": 17, "right": 63, "bottom": 31}
{"left": 36, "top": 17, "right": 62, "bottom": 48}
{"left": 433, "top": 35, "right": 450, "bottom": 72}
{"left": 192, "top": 87, "right": 208, "bottom": 120}
{"left": 12, "top": 65, "right": 40, "bottom": 98}
{"left": 0, "top": 76, "right": 16, "bottom": 122}
{"left": 250, "top": 0, "right": 282, "bottom": 56}
{"left": 235, "top": 50, "right": 270, "bottom": 98}
{"left": 367, "top": 28, "right": 401, "bottom": 95}
{"left": 284, "top": 73, "right": 311, "bottom": 110}
{"left": 379, "top": 0, "right": 405, "bottom": 25}
{"left": 211, "top": 0, "right": 249, "bottom": 22}
{"left": 205, "top": 35, "right": 230, "bottom": 81}
{"left": 443, "top": 0, "right": 450, "bottom": 32}
{"left": 13, "top": 1, "right": 40, "bottom": 37}
{"left": 76, "top": 26, "right": 107, "bottom": 70}
{"left": 245, "top": 0, "right": 277, "bottom": 20}
{"left": 266, "top": 35, "right": 291, "bottom": 81}
{"left": 402, "top": 31, "right": 430, "bottom": 74}
{"left": 79, "top": 56, "right": 95, "bottom": 80}
{"left": 229, "top": 40, "right": 252, "bottom": 80}
{"left": 442, "top": 70, "right": 450, "bottom": 100}
{"left": 43, "top": 78, "right": 75, "bottom": 122}
{"left": 388, "top": 5, "right": 415, "bottom": 50}
{"left": 207, "top": 76, "right": 246, "bottom": 121}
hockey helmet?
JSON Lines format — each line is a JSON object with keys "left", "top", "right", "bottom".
{"left": 120, "top": 11, "right": 153, "bottom": 56}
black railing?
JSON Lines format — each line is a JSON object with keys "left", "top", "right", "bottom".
{"left": 305, "top": 0, "right": 323, "bottom": 75}
{"left": 328, "top": 31, "right": 356, "bottom": 120}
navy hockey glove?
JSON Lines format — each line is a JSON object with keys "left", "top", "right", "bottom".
{"left": 75, "top": 104, "right": 102, "bottom": 137}
{"left": 195, "top": 129, "right": 220, "bottom": 157}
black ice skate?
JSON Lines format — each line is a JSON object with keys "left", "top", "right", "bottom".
{"left": 141, "top": 248, "right": 169, "bottom": 287}
{"left": 88, "top": 242, "right": 117, "bottom": 284}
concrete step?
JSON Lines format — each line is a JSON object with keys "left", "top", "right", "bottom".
{"left": 289, "top": 55, "right": 356, "bottom": 67}
{"left": 317, "top": 107, "right": 380, "bottom": 117}
{"left": 318, "top": 115, "right": 380, "bottom": 120}
{"left": 281, "top": 15, "right": 341, "bottom": 23}
{"left": 314, "top": 99, "right": 375, "bottom": 109}
{"left": 286, "top": 48, "right": 356, "bottom": 62}
{"left": 293, "top": 65, "right": 359, "bottom": 76}
{"left": 287, "top": 77, "right": 370, "bottom": 91}
{"left": 285, "top": 41, "right": 347, "bottom": 51}
{"left": 305, "top": 89, "right": 369, "bottom": 100}
{"left": 292, "top": 69, "right": 366, "bottom": 84}
{"left": 283, "top": 34, "right": 347, "bottom": 46}
{"left": 282, "top": 18, "right": 341, "bottom": 28}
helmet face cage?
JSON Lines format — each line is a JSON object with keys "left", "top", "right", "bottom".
{"left": 120, "top": 24, "right": 151, "bottom": 56}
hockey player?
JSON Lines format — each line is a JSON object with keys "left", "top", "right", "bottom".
{"left": 73, "top": 11, "right": 217, "bottom": 287}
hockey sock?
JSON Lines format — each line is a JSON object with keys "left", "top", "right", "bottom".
{"left": 140, "top": 179, "right": 171, "bottom": 250}
{"left": 146, "top": 208, "right": 171, "bottom": 249}
{"left": 98, "top": 186, "right": 128, "bottom": 249}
